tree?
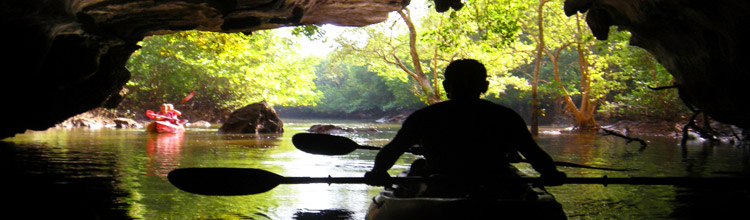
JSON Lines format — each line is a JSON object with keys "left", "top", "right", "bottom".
{"left": 597, "top": 31, "right": 688, "bottom": 121}
{"left": 336, "top": 6, "right": 443, "bottom": 104}
{"left": 336, "top": 0, "right": 529, "bottom": 105}
{"left": 517, "top": 0, "right": 624, "bottom": 130}
{"left": 308, "top": 59, "right": 425, "bottom": 114}
{"left": 528, "top": 0, "right": 550, "bottom": 134}
{"left": 124, "top": 30, "right": 321, "bottom": 120}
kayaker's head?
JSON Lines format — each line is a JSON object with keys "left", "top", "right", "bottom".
{"left": 160, "top": 103, "right": 169, "bottom": 113}
{"left": 443, "top": 59, "right": 489, "bottom": 100}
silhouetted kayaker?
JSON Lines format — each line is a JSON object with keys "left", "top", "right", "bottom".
{"left": 365, "top": 59, "right": 566, "bottom": 197}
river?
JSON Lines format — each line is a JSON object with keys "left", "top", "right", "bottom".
{"left": 2, "top": 118, "right": 749, "bottom": 219}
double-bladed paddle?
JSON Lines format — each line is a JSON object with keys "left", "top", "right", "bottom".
{"left": 291, "top": 133, "right": 636, "bottom": 172}
{"left": 167, "top": 168, "right": 421, "bottom": 196}
{"left": 167, "top": 167, "right": 750, "bottom": 196}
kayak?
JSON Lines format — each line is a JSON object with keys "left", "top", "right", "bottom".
{"left": 146, "top": 121, "right": 185, "bottom": 133}
{"left": 366, "top": 186, "right": 566, "bottom": 219}
{"left": 365, "top": 170, "right": 567, "bottom": 220}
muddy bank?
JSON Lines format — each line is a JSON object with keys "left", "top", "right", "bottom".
{"left": 597, "top": 119, "right": 745, "bottom": 145}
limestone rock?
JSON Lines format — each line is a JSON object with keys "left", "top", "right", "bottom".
{"left": 0, "top": 0, "right": 405, "bottom": 139}
{"left": 186, "top": 120, "right": 211, "bottom": 128}
{"left": 113, "top": 118, "right": 141, "bottom": 128}
{"left": 308, "top": 124, "right": 378, "bottom": 134}
{"left": 218, "top": 101, "right": 283, "bottom": 134}
{"left": 563, "top": 0, "right": 750, "bottom": 130}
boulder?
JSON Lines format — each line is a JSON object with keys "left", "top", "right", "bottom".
{"left": 218, "top": 102, "right": 283, "bottom": 134}
{"left": 113, "top": 118, "right": 141, "bottom": 128}
{"left": 376, "top": 113, "right": 410, "bottom": 124}
{"left": 308, "top": 124, "right": 378, "bottom": 134}
{"left": 186, "top": 120, "right": 211, "bottom": 128}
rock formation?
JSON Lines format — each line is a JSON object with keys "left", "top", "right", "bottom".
{"left": 113, "top": 118, "right": 141, "bottom": 128}
{"left": 2, "top": 0, "right": 750, "bottom": 139}
{"left": 218, "top": 101, "right": 283, "bottom": 134}
{"left": 564, "top": 0, "right": 750, "bottom": 130}
{"left": 308, "top": 124, "right": 378, "bottom": 133}
{"left": 0, "top": 0, "right": 404, "bottom": 138}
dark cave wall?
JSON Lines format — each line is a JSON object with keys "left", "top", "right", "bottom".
{"left": 566, "top": 0, "right": 750, "bottom": 129}
{"left": 1, "top": 0, "right": 749, "bottom": 138}
{"left": 0, "top": 0, "right": 404, "bottom": 138}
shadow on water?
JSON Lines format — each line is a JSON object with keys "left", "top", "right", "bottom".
{"left": 670, "top": 142, "right": 750, "bottom": 219}
{"left": 294, "top": 209, "right": 355, "bottom": 220}
{"left": 0, "top": 141, "right": 131, "bottom": 219}
{"left": 671, "top": 187, "right": 750, "bottom": 219}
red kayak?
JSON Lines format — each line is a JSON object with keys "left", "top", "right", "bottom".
{"left": 146, "top": 121, "right": 185, "bottom": 133}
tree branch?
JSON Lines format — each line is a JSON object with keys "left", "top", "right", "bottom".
{"left": 601, "top": 128, "right": 648, "bottom": 148}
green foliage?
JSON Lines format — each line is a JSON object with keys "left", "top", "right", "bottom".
{"left": 422, "top": 0, "right": 525, "bottom": 52}
{"left": 596, "top": 31, "right": 689, "bottom": 120}
{"left": 291, "top": 25, "right": 326, "bottom": 41}
{"left": 124, "top": 30, "right": 321, "bottom": 120}
{"left": 309, "top": 60, "right": 425, "bottom": 114}
{"left": 117, "top": 0, "right": 690, "bottom": 123}
{"left": 332, "top": 0, "right": 532, "bottom": 105}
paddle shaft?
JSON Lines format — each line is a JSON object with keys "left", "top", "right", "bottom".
{"left": 168, "top": 168, "right": 750, "bottom": 196}
{"left": 291, "top": 133, "right": 635, "bottom": 171}
{"left": 367, "top": 146, "right": 631, "bottom": 171}
{"left": 277, "top": 176, "right": 750, "bottom": 186}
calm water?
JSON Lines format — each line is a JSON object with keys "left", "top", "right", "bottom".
{"left": 2, "top": 119, "right": 749, "bottom": 219}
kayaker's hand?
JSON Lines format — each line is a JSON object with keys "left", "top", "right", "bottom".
{"left": 408, "top": 145, "right": 424, "bottom": 155}
{"left": 364, "top": 170, "right": 392, "bottom": 186}
{"left": 541, "top": 171, "right": 567, "bottom": 186}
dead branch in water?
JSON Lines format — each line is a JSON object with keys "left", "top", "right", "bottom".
{"left": 680, "top": 110, "right": 718, "bottom": 146}
{"left": 600, "top": 128, "right": 648, "bottom": 150}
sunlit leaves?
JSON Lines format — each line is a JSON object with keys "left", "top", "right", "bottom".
{"left": 125, "top": 30, "right": 321, "bottom": 116}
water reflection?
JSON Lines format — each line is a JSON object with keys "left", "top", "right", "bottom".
{"left": 1, "top": 122, "right": 749, "bottom": 219}
{"left": 145, "top": 133, "right": 184, "bottom": 176}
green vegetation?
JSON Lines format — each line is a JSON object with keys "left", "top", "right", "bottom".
{"left": 122, "top": 30, "right": 321, "bottom": 121}
{"left": 118, "top": 0, "right": 688, "bottom": 126}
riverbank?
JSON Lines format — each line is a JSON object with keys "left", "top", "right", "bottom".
{"left": 598, "top": 118, "right": 744, "bottom": 145}
{"left": 55, "top": 109, "right": 745, "bottom": 145}
{"left": 55, "top": 111, "right": 212, "bottom": 129}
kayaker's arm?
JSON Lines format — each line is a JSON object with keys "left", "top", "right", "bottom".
{"left": 517, "top": 137, "right": 567, "bottom": 185}
{"left": 366, "top": 136, "right": 415, "bottom": 186}
{"left": 372, "top": 136, "right": 414, "bottom": 173}
{"left": 367, "top": 113, "right": 421, "bottom": 186}
{"left": 511, "top": 116, "right": 566, "bottom": 181}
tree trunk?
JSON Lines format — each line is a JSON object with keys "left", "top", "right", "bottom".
{"left": 573, "top": 14, "right": 598, "bottom": 130}
{"left": 530, "top": 0, "right": 547, "bottom": 135}
{"left": 398, "top": 9, "right": 442, "bottom": 104}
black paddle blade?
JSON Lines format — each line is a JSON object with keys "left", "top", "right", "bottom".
{"left": 292, "top": 133, "right": 358, "bottom": 155}
{"left": 168, "top": 168, "right": 283, "bottom": 196}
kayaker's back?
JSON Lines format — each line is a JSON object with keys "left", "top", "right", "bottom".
{"left": 407, "top": 99, "right": 531, "bottom": 177}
